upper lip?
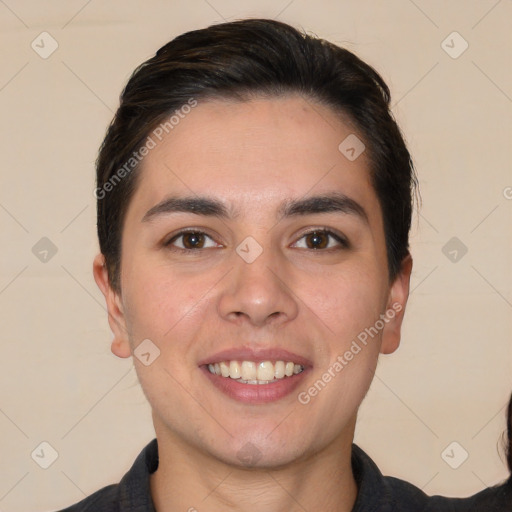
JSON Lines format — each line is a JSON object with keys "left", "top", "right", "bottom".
{"left": 198, "top": 347, "right": 312, "bottom": 367}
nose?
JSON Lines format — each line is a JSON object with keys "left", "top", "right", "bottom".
{"left": 217, "top": 247, "right": 299, "bottom": 328}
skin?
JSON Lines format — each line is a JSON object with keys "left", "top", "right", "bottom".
{"left": 94, "top": 94, "right": 412, "bottom": 512}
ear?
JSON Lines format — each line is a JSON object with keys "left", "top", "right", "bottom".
{"left": 93, "top": 253, "right": 131, "bottom": 358}
{"left": 380, "top": 253, "right": 413, "bottom": 355}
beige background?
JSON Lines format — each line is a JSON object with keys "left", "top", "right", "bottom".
{"left": 0, "top": 1, "right": 511, "bottom": 510}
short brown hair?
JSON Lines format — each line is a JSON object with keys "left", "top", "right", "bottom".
{"left": 96, "top": 18, "right": 416, "bottom": 291}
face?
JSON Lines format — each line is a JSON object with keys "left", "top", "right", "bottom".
{"left": 94, "top": 95, "right": 411, "bottom": 468}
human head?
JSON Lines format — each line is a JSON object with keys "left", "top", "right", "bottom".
{"left": 95, "top": 18, "right": 416, "bottom": 292}
{"left": 92, "top": 18, "right": 414, "bottom": 471}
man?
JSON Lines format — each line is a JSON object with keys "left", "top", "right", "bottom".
{"left": 59, "top": 18, "right": 507, "bottom": 512}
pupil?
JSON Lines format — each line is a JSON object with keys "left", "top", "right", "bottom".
{"left": 184, "top": 233, "right": 203, "bottom": 249}
{"left": 308, "top": 232, "right": 327, "bottom": 249}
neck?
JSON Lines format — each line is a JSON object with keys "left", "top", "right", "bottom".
{"left": 150, "top": 423, "right": 358, "bottom": 512}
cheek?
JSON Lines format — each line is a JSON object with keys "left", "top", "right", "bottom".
{"left": 120, "top": 259, "right": 218, "bottom": 345}
{"left": 302, "top": 264, "right": 387, "bottom": 343}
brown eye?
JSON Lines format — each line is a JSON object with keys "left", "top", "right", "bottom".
{"left": 166, "top": 231, "right": 219, "bottom": 251}
{"left": 305, "top": 231, "right": 329, "bottom": 249}
{"left": 293, "top": 229, "right": 348, "bottom": 250}
{"left": 182, "top": 232, "right": 205, "bottom": 249}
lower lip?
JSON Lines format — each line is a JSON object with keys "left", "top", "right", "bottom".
{"left": 201, "top": 366, "right": 309, "bottom": 404}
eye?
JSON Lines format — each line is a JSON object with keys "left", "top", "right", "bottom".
{"left": 165, "top": 230, "right": 220, "bottom": 251}
{"left": 292, "top": 229, "right": 348, "bottom": 250}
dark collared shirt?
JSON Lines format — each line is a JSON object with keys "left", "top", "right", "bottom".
{"left": 57, "top": 439, "right": 511, "bottom": 511}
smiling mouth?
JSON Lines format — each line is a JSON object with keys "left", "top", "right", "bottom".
{"left": 207, "top": 360, "right": 305, "bottom": 385}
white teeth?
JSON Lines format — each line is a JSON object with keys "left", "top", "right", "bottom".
{"left": 241, "top": 361, "right": 257, "bottom": 380}
{"left": 220, "top": 361, "right": 230, "bottom": 377}
{"left": 229, "top": 360, "right": 241, "bottom": 379}
{"left": 239, "top": 379, "right": 273, "bottom": 385}
{"left": 274, "top": 360, "right": 285, "bottom": 379}
{"left": 257, "top": 361, "right": 274, "bottom": 381}
{"left": 207, "top": 360, "right": 304, "bottom": 383}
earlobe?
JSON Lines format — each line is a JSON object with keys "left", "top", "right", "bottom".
{"left": 92, "top": 253, "right": 132, "bottom": 359}
{"left": 380, "top": 253, "right": 413, "bottom": 355}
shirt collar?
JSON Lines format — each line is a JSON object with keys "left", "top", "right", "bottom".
{"left": 117, "top": 438, "right": 158, "bottom": 511}
{"left": 116, "top": 439, "right": 419, "bottom": 511}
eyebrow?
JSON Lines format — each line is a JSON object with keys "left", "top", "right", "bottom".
{"left": 278, "top": 193, "right": 368, "bottom": 224}
{"left": 142, "top": 196, "right": 231, "bottom": 222}
{"left": 142, "top": 192, "right": 368, "bottom": 224}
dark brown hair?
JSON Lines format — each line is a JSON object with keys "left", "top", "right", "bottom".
{"left": 507, "top": 393, "right": 512, "bottom": 474}
{"left": 96, "top": 18, "right": 417, "bottom": 291}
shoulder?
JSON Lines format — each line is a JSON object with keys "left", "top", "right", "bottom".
{"left": 376, "top": 474, "right": 451, "bottom": 511}
{"left": 352, "top": 444, "right": 472, "bottom": 512}
{"left": 376, "top": 468, "right": 511, "bottom": 512}
{"left": 54, "top": 439, "right": 159, "bottom": 512}
{"left": 56, "top": 484, "right": 119, "bottom": 512}
{"left": 351, "top": 444, "right": 428, "bottom": 510}
{"left": 446, "top": 479, "right": 512, "bottom": 512}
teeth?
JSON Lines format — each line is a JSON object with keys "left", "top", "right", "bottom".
{"left": 239, "top": 379, "right": 273, "bottom": 384}
{"left": 229, "top": 360, "right": 241, "bottom": 379}
{"left": 241, "top": 361, "right": 257, "bottom": 380}
{"left": 207, "top": 360, "right": 304, "bottom": 383}
{"left": 220, "top": 361, "right": 230, "bottom": 377}
{"left": 274, "top": 360, "right": 285, "bottom": 379}
{"left": 257, "top": 361, "right": 274, "bottom": 381}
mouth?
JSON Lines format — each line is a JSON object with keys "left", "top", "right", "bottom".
{"left": 207, "top": 360, "right": 304, "bottom": 384}
{"left": 200, "top": 349, "right": 311, "bottom": 404}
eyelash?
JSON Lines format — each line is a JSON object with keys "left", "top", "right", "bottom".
{"left": 293, "top": 229, "right": 349, "bottom": 250}
{"left": 164, "top": 228, "right": 349, "bottom": 253}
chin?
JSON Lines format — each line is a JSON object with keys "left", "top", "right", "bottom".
{"left": 205, "top": 430, "right": 315, "bottom": 470}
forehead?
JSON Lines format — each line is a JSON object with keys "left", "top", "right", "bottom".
{"left": 127, "top": 95, "right": 379, "bottom": 220}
